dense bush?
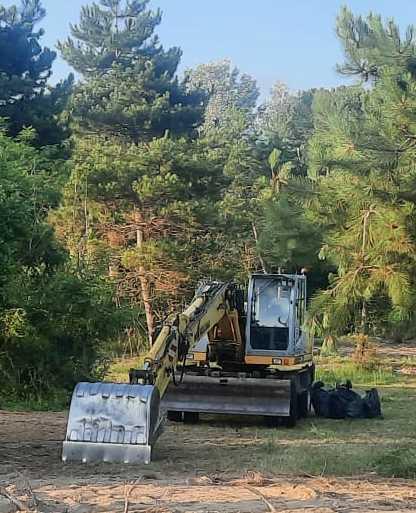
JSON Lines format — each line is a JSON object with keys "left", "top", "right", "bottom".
{"left": 0, "top": 127, "right": 132, "bottom": 399}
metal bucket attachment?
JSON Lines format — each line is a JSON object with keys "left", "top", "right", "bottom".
{"left": 62, "top": 382, "right": 162, "bottom": 464}
{"left": 162, "top": 375, "right": 291, "bottom": 417}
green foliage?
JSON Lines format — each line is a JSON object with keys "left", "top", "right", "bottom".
{"left": 0, "top": 127, "right": 130, "bottom": 399}
{"left": 60, "top": 0, "right": 203, "bottom": 141}
{"left": 0, "top": 389, "right": 69, "bottom": 411}
{"left": 1, "top": 271, "right": 131, "bottom": 396}
{"left": 67, "top": 62, "right": 203, "bottom": 141}
{"left": 308, "top": 13, "right": 416, "bottom": 338}
{"left": 0, "top": 1, "right": 71, "bottom": 145}
{"left": 185, "top": 60, "right": 259, "bottom": 131}
{"left": 258, "top": 194, "right": 322, "bottom": 272}
{"left": 257, "top": 83, "right": 315, "bottom": 176}
{"left": 0, "top": 126, "right": 64, "bottom": 276}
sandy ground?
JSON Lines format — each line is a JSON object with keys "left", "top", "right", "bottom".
{"left": 0, "top": 410, "right": 415, "bottom": 513}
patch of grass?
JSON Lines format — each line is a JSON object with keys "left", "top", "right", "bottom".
{"left": 106, "top": 356, "right": 140, "bottom": 383}
{"left": 375, "top": 446, "right": 416, "bottom": 478}
{"left": 256, "top": 387, "right": 415, "bottom": 477}
{"left": 252, "top": 388, "right": 415, "bottom": 477}
{"left": 149, "top": 386, "right": 416, "bottom": 480}
{"left": 401, "top": 356, "right": 416, "bottom": 366}
{"left": 258, "top": 442, "right": 381, "bottom": 476}
{"left": 0, "top": 389, "right": 69, "bottom": 411}
{"left": 316, "top": 358, "right": 397, "bottom": 386}
{"left": 308, "top": 422, "right": 339, "bottom": 441}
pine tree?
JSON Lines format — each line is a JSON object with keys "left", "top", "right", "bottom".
{"left": 256, "top": 83, "right": 315, "bottom": 176}
{"left": 55, "top": 1, "right": 216, "bottom": 344}
{"left": 308, "top": 11, "right": 416, "bottom": 344}
{"left": 0, "top": 0, "right": 70, "bottom": 144}
{"left": 52, "top": 134, "right": 227, "bottom": 343}
{"left": 59, "top": 0, "right": 204, "bottom": 141}
{"left": 59, "top": 0, "right": 167, "bottom": 74}
{"left": 0, "top": 1, "right": 55, "bottom": 101}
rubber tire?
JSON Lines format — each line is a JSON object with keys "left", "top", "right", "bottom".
{"left": 310, "top": 363, "right": 316, "bottom": 383}
{"left": 167, "top": 410, "right": 183, "bottom": 422}
{"left": 282, "top": 381, "right": 298, "bottom": 428}
{"left": 264, "top": 416, "right": 280, "bottom": 428}
{"left": 298, "top": 390, "right": 310, "bottom": 418}
{"left": 183, "top": 412, "right": 200, "bottom": 424}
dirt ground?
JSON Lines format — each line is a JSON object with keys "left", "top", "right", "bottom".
{"left": 1, "top": 410, "right": 415, "bottom": 513}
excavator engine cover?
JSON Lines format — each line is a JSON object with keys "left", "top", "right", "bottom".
{"left": 162, "top": 374, "right": 292, "bottom": 417}
{"left": 62, "top": 382, "right": 162, "bottom": 464}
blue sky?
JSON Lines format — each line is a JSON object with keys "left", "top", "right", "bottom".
{"left": 5, "top": 0, "right": 416, "bottom": 96}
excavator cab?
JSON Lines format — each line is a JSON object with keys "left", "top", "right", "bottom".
{"left": 245, "top": 274, "right": 310, "bottom": 365}
{"left": 185, "top": 274, "right": 310, "bottom": 367}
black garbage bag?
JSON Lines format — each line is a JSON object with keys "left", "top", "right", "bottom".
{"left": 311, "top": 381, "right": 382, "bottom": 419}
{"left": 311, "top": 381, "right": 331, "bottom": 417}
{"left": 363, "top": 388, "right": 382, "bottom": 418}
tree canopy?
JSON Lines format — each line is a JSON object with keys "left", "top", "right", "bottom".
{"left": 60, "top": 0, "right": 204, "bottom": 141}
{"left": 0, "top": 0, "right": 72, "bottom": 145}
{"left": 2, "top": 1, "right": 416, "bottom": 400}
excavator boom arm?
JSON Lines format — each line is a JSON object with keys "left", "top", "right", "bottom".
{"left": 62, "top": 281, "right": 236, "bottom": 464}
{"left": 141, "top": 282, "right": 233, "bottom": 397}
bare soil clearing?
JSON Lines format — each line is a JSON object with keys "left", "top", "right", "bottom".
{"left": 1, "top": 410, "right": 415, "bottom": 513}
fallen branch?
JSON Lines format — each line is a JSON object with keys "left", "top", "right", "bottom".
{"left": 123, "top": 478, "right": 144, "bottom": 513}
{"left": 0, "top": 487, "right": 25, "bottom": 511}
{"left": 123, "top": 482, "right": 134, "bottom": 513}
{"left": 19, "top": 473, "right": 38, "bottom": 509}
{"left": 245, "top": 485, "right": 277, "bottom": 513}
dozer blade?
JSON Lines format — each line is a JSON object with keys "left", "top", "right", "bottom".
{"left": 62, "top": 382, "right": 162, "bottom": 464}
{"left": 162, "top": 375, "right": 292, "bottom": 417}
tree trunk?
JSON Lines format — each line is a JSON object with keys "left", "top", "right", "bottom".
{"left": 360, "top": 300, "right": 368, "bottom": 335}
{"left": 251, "top": 222, "right": 267, "bottom": 274}
{"left": 136, "top": 227, "right": 155, "bottom": 345}
{"left": 359, "top": 208, "right": 373, "bottom": 337}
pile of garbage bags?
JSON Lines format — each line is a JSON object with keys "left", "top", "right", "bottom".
{"left": 311, "top": 380, "right": 382, "bottom": 419}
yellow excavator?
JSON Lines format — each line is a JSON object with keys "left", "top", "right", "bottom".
{"left": 62, "top": 273, "right": 314, "bottom": 464}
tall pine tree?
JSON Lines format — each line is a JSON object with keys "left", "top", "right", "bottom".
{"left": 0, "top": 0, "right": 71, "bottom": 145}
{"left": 59, "top": 0, "right": 204, "bottom": 141}
{"left": 308, "top": 10, "right": 416, "bottom": 345}
{"left": 56, "top": 1, "right": 225, "bottom": 345}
